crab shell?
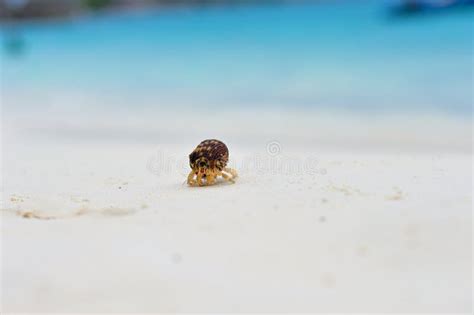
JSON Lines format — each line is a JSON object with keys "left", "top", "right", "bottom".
{"left": 189, "top": 139, "right": 229, "bottom": 173}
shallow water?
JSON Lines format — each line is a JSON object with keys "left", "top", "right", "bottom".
{"left": 1, "top": 1, "right": 473, "bottom": 115}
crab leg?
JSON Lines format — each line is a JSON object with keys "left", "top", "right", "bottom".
{"left": 220, "top": 171, "right": 235, "bottom": 183}
{"left": 206, "top": 172, "right": 216, "bottom": 185}
{"left": 187, "top": 170, "right": 197, "bottom": 186}
{"left": 197, "top": 173, "right": 204, "bottom": 186}
{"left": 224, "top": 167, "right": 238, "bottom": 178}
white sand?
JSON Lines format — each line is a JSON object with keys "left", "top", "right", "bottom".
{"left": 1, "top": 108, "right": 472, "bottom": 312}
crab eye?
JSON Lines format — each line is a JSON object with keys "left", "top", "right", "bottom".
{"left": 199, "top": 161, "right": 206, "bottom": 167}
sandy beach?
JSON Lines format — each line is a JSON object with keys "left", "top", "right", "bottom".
{"left": 1, "top": 108, "right": 471, "bottom": 312}
{"left": 1, "top": 1, "right": 473, "bottom": 311}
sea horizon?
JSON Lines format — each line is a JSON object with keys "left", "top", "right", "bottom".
{"left": 2, "top": 0, "right": 473, "bottom": 117}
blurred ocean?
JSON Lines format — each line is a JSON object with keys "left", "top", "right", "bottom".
{"left": 1, "top": 0, "right": 473, "bottom": 115}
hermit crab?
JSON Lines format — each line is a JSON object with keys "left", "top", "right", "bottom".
{"left": 187, "top": 139, "right": 238, "bottom": 186}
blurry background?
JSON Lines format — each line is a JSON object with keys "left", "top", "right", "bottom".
{"left": 1, "top": 0, "right": 473, "bottom": 118}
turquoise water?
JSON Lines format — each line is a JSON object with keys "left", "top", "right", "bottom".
{"left": 2, "top": 1, "right": 473, "bottom": 114}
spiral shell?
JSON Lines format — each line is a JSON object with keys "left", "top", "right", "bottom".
{"left": 189, "top": 139, "right": 229, "bottom": 171}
